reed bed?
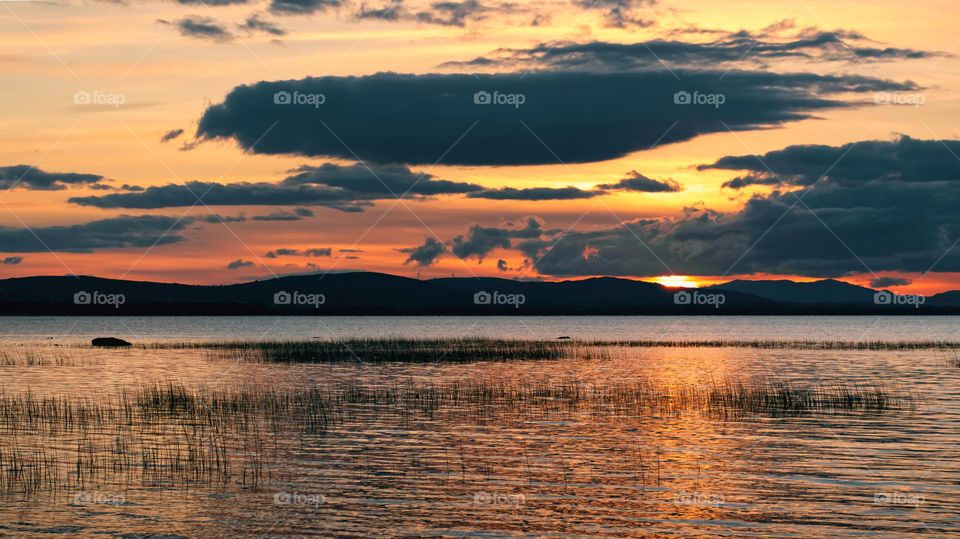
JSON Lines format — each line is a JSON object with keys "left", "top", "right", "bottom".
{"left": 0, "top": 349, "right": 102, "bottom": 367}
{"left": 0, "top": 375, "right": 911, "bottom": 496}
{"left": 146, "top": 337, "right": 960, "bottom": 365}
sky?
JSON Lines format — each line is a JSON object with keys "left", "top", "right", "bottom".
{"left": 2, "top": 0, "right": 960, "bottom": 293}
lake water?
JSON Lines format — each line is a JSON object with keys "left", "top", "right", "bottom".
{"left": 0, "top": 316, "right": 958, "bottom": 538}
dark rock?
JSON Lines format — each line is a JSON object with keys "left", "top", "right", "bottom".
{"left": 92, "top": 337, "right": 132, "bottom": 347}
{"left": 557, "top": 336, "right": 572, "bottom": 340}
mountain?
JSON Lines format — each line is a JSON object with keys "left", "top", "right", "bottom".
{"left": 0, "top": 272, "right": 955, "bottom": 315}
{"left": 708, "top": 279, "right": 879, "bottom": 304}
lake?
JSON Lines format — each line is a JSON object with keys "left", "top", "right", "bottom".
{"left": 0, "top": 316, "right": 958, "bottom": 538}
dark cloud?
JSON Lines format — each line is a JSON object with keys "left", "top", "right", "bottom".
{"left": 400, "top": 237, "right": 446, "bottom": 266}
{"left": 0, "top": 165, "right": 104, "bottom": 191}
{"left": 572, "top": 0, "right": 654, "bottom": 28}
{"left": 704, "top": 136, "right": 960, "bottom": 189}
{"left": 451, "top": 218, "right": 546, "bottom": 260}
{"left": 265, "top": 247, "right": 332, "bottom": 258}
{"left": 444, "top": 32, "right": 942, "bottom": 72}
{"left": 175, "top": 0, "right": 249, "bottom": 5}
{"left": 196, "top": 70, "right": 911, "bottom": 166}
{"left": 356, "top": 0, "right": 404, "bottom": 20}
{"left": 1, "top": 256, "right": 23, "bottom": 265}
{"left": 160, "top": 129, "right": 184, "bottom": 143}
{"left": 199, "top": 213, "right": 247, "bottom": 223}
{"left": 238, "top": 14, "right": 287, "bottom": 36}
{"left": 496, "top": 258, "right": 508, "bottom": 271}
{"left": 871, "top": 277, "right": 911, "bottom": 288}
{"left": 227, "top": 259, "right": 255, "bottom": 270}
{"left": 597, "top": 171, "right": 681, "bottom": 192}
{"left": 160, "top": 16, "right": 235, "bottom": 42}
{"left": 468, "top": 186, "right": 599, "bottom": 200}
{"left": 69, "top": 163, "right": 482, "bottom": 212}
{"left": 252, "top": 207, "right": 314, "bottom": 221}
{"left": 270, "top": 0, "right": 342, "bottom": 15}
{"left": 0, "top": 215, "right": 192, "bottom": 253}
{"left": 414, "top": 0, "right": 487, "bottom": 26}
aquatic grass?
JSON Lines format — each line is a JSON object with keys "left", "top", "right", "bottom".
{"left": 146, "top": 337, "right": 960, "bottom": 365}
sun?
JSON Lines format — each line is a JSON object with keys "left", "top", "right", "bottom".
{"left": 652, "top": 275, "right": 700, "bottom": 288}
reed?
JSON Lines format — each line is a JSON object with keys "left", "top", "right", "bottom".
{"left": 146, "top": 338, "right": 960, "bottom": 365}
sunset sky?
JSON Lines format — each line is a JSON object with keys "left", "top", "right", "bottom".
{"left": 2, "top": 0, "right": 960, "bottom": 293}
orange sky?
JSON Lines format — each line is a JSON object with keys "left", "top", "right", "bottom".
{"left": 1, "top": 0, "right": 959, "bottom": 292}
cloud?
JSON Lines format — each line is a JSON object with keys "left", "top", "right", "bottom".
{"left": 445, "top": 32, "right": 943, "bottom": 72}
{"left": 0, "top": 215, "right": 192, "bottom": 253}
{"left": 356, "top": 0, "right": 404, "bottom": 20}
{"left": 0, "top": 165, "right": 104, "bottom": 191}
{"left": 704, "top": 135, "right": 960, "bottom": 189}
{"left": 468, "top": 186, "right": 599, "bottom": 200}
{"left": 1, "top": 256, "right": 22, "bottom": 265}
{"left": 196, "top": 70, "right": 912, "bottom": 166}
{"left": 496, "top": 258, "right": 508, "bottom": 271}
{"left": 399, "top": 236, "right": 446, "bottom": 266}
{"left": 871, "top": 276, "right": 911, "bottom": 288}
{"left": 238, "top": 14, "right": 287, "bottom": 36}
{"left": 227, "top": 259, "right": 255, "bottom": 270}
{"left": 597, "top": 171, "right": 681, "bottom": 192}
{"left": 252, "top": 207, "right": 315, "bottom": 221}
{"left": 174, "top": 0, "right": 250, "bottom": 5}
{"left": 199, "top": 213, "right": 247, "bottom": 223}
{"left": 160, "top": 129, "right": 184, "bottom": 143}
{"left": 356, "top": 0, "right": 501, "bottom": 26}
{"left": 160, "top": 16, "right": 235, "bottom": 42}
{"left": 572, "top": 0, "right": 655, "bottom": 29}
{"left": 451, "top": 218, "right": 546, "bottom": 261}
{"left": 270, "top": 0, "right": 342, "bottom": 15}
{"left": 265, "top": 247, "right": 332, "bottom": 258}
{"left": 69, "top": 162, "right": 483, "bottom": 212}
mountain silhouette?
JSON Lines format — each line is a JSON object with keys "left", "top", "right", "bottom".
{"left": 0, "top": 272, "right": 954, "bottom": 315}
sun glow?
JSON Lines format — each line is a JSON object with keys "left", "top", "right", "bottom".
{"left": 653, "top": 275, "right": 700, "bottom": 288}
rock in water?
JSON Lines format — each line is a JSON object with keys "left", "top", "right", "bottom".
{"left": 92, "top": 337, "right": 132, "bottom": 347}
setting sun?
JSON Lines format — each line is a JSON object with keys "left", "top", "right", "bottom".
{"left": 653, "top": 275, "right": 700, "bottom": 288}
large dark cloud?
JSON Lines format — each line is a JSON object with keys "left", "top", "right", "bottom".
{"left": 0, "top": 215, "right": 192, "bottom": 253}
{"left": 196, "top": 70, "right": 912, "bottom": 166}
{"left": 0, "top": 165, "right": 104, "bottom": 191}
{"left": 703, "top": 136, "right": 960, "bottom": 189}
{"left": 69, "top": 163, "right": 482, "bottom": 212}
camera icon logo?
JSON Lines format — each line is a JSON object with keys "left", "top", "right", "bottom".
{"left": 273, "top": 492, "right": 292, "bottom": 505}
{"left": 273, "top": 91, "right": 292, "bottom": 105}
{"left": 74, "top": 291, "right": 92, "bottom": 305}
{"left": 673, "top": 290, "right": 691, "bottom": 305}
{"left": 274, "top": 291, "right": 292, "bottom": 305}
{"left": 73, "top": 91, "right": 92, "bottom": 105}
{"left": 873, "top": 291, "right": 893, "bottom": 305}
{"left": 474, "top": 291, "right": 492, "bottom": 305}
{"left": 673, "top": 91, "right": 691, "bottom": 105}
{"left": 474, "top": 91, "right": 492, "bottom": 105}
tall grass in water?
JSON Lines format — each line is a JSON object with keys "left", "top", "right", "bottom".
{"left": 0, "top": 376, "right": 911, "bottom": 496}
{"left": 150, "top": 337, "right": 960, "bottom": 365}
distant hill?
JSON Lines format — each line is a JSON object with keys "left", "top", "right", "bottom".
{"left": 0, "top": 272, "right": 955, "bottom": 315}
{"left": 707, "top": 279, "right": 878, "bottom": 304}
